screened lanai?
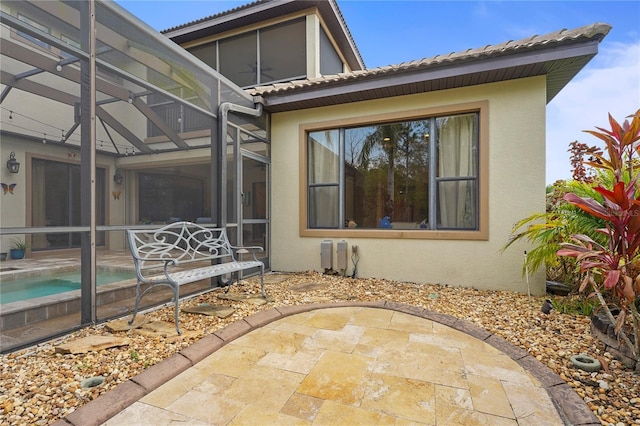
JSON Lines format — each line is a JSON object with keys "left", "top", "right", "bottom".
{"left": 0, "top": 0, "right": 269, "bottom": 352}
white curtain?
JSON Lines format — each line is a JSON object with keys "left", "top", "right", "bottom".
{"left": 438, "top": 115, "right": 476, "bottom": 228}
{"left": 308, "top": 130, "right": 339, "bottom": 227}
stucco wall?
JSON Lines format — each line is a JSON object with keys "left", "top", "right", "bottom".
{"left": 0, "top": 134, "right": 124, "bottom": 253}
{"left": 269, "top": 76, "right": 547, "bottom": 294}
{"left": 0, "top": 135, "right": 28, "bottom": 254}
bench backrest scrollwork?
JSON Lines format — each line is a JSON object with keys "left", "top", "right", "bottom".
{"left": 127, "top": 222, "right": 236, "bottom": 272}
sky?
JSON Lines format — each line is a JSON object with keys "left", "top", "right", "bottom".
{"left": 115, "top": 0, "right": 640, "bottom": 184}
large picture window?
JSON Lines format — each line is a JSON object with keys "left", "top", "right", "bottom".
{"left": 31, "top": 159, "right": 106, "bottom": 250}
{"left": 307, "top": 112, "right": 479, "bottom": 232}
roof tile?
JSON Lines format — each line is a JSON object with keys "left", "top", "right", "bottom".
{"left": 250, "top": 22, "right": 611, "bottom": 97}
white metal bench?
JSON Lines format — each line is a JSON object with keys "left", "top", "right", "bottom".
{"left": 126, "top": 221, "right": 265, "bottom": 334}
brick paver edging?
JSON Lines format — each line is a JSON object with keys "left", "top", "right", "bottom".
{"left": 52, "top": 301, "right": 600, "bottom": 426}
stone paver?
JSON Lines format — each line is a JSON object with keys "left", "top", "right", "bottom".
{"left": 97, "top": 306, "right": 572, "bottom": 425}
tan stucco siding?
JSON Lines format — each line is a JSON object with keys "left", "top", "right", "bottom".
{"left": 0, "top": 135, "right": 28, "bottom": 235}
{"left": 0, "top": 134, "right": 126, "bottom": 253}
{"left": 269, "top": 76, "right": 547, "bottom": 294}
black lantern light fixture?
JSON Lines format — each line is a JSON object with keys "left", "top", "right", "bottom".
{"left": 113, "top": 169, "right": 123, "bottom": 185}
{"left": 6, "top": 152, "right": 20, "bottom": 173}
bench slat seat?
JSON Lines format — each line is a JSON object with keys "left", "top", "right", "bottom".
{"left": 153, "top": 260, "right": 263, "bottom": 286}
{"left": 126, "top": 222, "right": 266, "bottom": 334}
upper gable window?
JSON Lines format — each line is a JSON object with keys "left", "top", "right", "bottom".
{"left": 191, "top": 18, "right": 306, "bottom": 88}
{"left": 219, "top": 32, "right": 258, "bottom": 87}
{"left": 260, "top": 19, "right": 306, "bottom": 83}
{"left": 320, "top": 27, "right": 342, "bottom": 75}
{"left": 190, "top": 43, "right": 217, "bottom": 70}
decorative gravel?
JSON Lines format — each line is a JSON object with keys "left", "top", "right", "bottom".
{"left": 1, "top": 272, "right": 639, "bottom": 425}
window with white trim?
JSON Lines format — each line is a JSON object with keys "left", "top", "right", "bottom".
{"left": 307, "top": 112, "right": 479, "bottom": 231}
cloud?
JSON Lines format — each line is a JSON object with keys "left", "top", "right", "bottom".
{"left": 473, "top": 2, "right": 490, "bottom": 18}
{"left": 546, "top": 41, "right": 640, "bottom": 183}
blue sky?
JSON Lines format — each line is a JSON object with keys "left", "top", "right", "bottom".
{"left": 116, "top": 0, "right": 640, "bottom": 184}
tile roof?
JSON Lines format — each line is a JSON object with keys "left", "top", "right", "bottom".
{"left": 163, "top": 0, "right": 365, "bottom": 71}
{"left": 161, "top": 0, "right": 264, "bottom": 34}
{"left": 249, "top": 22, "right": 611, "bottom": 98}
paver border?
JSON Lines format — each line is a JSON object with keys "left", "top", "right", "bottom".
{"left": 52, "top": 301, "right": 599, "bottom": 426}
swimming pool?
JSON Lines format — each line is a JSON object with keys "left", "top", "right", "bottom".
{"left": 0, "top": 270, "right": 136, "bottom": 304}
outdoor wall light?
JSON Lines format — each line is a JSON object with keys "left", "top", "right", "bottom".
{"left": 6, "top": 152, "right": 20, "bottom": 174}
{"left": 113, "top": 169, "right": 123, "bottom": 185}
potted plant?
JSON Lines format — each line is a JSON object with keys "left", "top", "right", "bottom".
{"left": 557, "top": 109, "right": 640, "bottom": 372}
{"left": 10, "top": 238, "right": 28, "bottom": 260}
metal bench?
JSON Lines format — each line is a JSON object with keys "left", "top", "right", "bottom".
{"left": 126, "top": 221, "right": 265, "bottom": 334}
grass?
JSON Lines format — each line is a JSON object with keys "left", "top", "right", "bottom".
{"left": 550, "top": 295, "right": 598, "bottom": 316}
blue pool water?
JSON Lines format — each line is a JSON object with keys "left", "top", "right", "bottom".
{"left": 0, "top": 270, "right": 135, "bottom": 304}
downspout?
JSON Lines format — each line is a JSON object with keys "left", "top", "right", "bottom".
{"left": 215, "top": 99, "right": 263, "bottom": 229}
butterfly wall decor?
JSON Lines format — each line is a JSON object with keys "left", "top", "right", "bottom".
{"left": 112, "top": 191, "right": 121, "bottom": 200}
{"left": 1, "top": 183, "right": 16, "bottom": 195}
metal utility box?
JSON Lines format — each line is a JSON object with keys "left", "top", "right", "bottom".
{"left": 321, "top": 240, "right": 333, "bottom": 270}
{"left": 337, "top": 240, "right": 348, "bottom": 271}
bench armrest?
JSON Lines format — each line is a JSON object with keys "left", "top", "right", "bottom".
{"left": 233, "top": 245, "right": 263, "bottom": 252}
{"left": 232, "top": 245, "right": 264, "bottom": 261}
{"left": 163, "top": 259, "right": 178, "bottom": 277}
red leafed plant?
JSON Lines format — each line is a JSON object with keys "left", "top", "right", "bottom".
{"left": 557, "top": 109, "right": 640, "bottom": 370}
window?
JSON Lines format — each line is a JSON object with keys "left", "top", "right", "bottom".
{"left": 60, "top": 34, "right": 80, "bottom": 60}
{"left": 189, "top": 42, "right": 217, "bottom": 70}
{"left": 206, "top": 18, "right": 307, "bottom": 88}
{"left": 31, "top": 159, "right": 106, "bottom": 250}
{"left": 320, "top": 27, "right": 343, "bottom": 75}
{"left": 138, "top": 173, "right": 204, "bottom": 222}
{"left": 146, "top": 91, "right": 211, "bottom": 137}
{"left": 17, "top": 14, "right": 50, "bottom": 50}
{"left": 260, "top": 19, "right": 306, "bottom": 83}
{"left": 307, "top": 111, "right": 480, "bottom": 233}
{"left": 219, "top": 32, "right": 258, "bottom": 87}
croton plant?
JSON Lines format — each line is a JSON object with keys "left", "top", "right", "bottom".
{"left": 557, "top": 109, "right": 640, "bottom": 370}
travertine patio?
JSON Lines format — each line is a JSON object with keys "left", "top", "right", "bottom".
{"left": 63, "top": 305, "right": 591, "bottom": 425}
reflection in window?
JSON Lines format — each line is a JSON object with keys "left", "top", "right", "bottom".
{"left": 307, "top": 113, "right": 479, "bottom": 230}
{"left": 31, "top": 159, "right": 105, "bottom": 250}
